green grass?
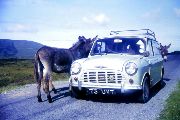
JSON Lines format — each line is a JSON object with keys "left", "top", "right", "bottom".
{"left": 0, "top": 59, "right": 69, "bottom": 93}
{"left": 158, "top": 81, "right": 180, "bottom": 120}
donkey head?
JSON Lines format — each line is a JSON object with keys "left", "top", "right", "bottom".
{"left": 70, "top": 35, "right": 97, "bottom": 59}
{"left": 70, "top": 36, "right": 89, "bottom": 59}
{"left": 77, "top": 35, "right": 98, "bottom": 58}
{"left": 159, "top": 43, "right": 171, "bottom": 57}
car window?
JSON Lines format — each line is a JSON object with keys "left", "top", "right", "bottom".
{"left": 136, "top": 40, "right": 145, "bottom": 53}
{"left": 91, "top": 38, "right": 145, "bottom": 55}
{"left": 152, "top": 40, "right": 161, "bottom": 56}
{"left": 95, "top": 41, "right": 106, "bottom": 53}
{"left": 147, "top": 40, "right": 153, "bottom": 56}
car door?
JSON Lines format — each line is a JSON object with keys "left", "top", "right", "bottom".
{"left": 148, "top": 40, "right": 162, "bottom": 86}
{"left": 146, "top": 39, "right": 156, "bottom": 85}
{"left": 152, "top": 41, "right": 163, "bottom": 85}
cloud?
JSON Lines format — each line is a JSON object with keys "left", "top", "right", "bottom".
{"left": 0, "top": 23, "right": 38, "bottom": 33}
{"left": 174, "top": 8, "right": 180, "bottom": 18}
{"left": 142, "top": 8, "right": 161, "bottom": 21}
{"left": 82, "top": 13, "right": 110, "bottom": 26}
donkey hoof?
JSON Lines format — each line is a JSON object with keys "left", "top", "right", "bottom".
{"left": 48, "top": 99, "right": 52, "bottom": 103}
{"left": 37, "top": 97, "right": 42, "bottom": 102}
{"left": 47, "top": 96, "right": 52, "bottom": 103}
{"left": 52, "top": 88, "right": 57, "bottom": 94}
{"left": 38, "top": 98, "right": 43, "bottom": 102}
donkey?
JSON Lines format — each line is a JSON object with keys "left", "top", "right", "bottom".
{"left": 34, "top": 36, "right": 97, "bottom": 103}
{"left": 159, "top": 43, "right": 171, "bottom": 62}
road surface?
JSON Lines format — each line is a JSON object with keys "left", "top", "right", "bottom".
{"left": 0, "top": 55, "right": 180, "bottom": 120}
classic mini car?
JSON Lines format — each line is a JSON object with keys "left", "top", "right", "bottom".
{"left": 69, "top": 29, "right": 164, "bottom": 103}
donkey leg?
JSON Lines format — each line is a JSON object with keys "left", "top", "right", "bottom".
{"left": 47, "top": 94, "right": 52, "bottom": 103}
{"left": 44, "top": 81, "right": 52, "bottom": 103}
{"left": 49, "top": 75, "right": 57, "bottom": 94}
{"left": 51, "top": 82, "right": 57, "bottom": 94}
{"left": 37, "top": 82, "right": 42, "bottom": 102}
{"left": 43, "top": 73, "right": 52, "bottom": 103}
{"left": 41, "top": 60, "right": 53, "bottom": 103}
{"left": 34, "top": 54, "right": 43, "bottom": 102}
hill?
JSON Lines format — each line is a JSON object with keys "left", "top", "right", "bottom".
{"left": 0, "top": 39, "right": 43, "bottom": 59}
{"left": 168, "top": 51, "right": 180, "bottom": 55}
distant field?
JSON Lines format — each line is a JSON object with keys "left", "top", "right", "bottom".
{"left": 0, "top": 59, "right": 69, "bottom": 93}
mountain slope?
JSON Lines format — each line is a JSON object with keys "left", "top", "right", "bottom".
{"left": 0, "top": 39, "right": 43, "bottom": 59}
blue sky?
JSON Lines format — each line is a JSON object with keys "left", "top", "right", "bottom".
{"left": 0, "top": 0, "right": 180, "bottom": 51}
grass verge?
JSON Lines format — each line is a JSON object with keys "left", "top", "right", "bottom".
{"left": 158, "top": 81, "right": 180, "bottom": 120}
{"left": 0, "top": 59, "right": 69, "bottom": 93}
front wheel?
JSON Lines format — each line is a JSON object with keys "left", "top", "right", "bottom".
{"left": 158, "top": 68, "right": 164, "bottom": 88}
{"left": 70, "top": 87, "right": 86, "bottom": 99}
{"left": 70, "top": 87, "right": 79, "bottom": 98}
{"left": 139, "top": 76, "right": 150, "bottom": 103}
{"left": 69, "top": 84, "right": 79, "bottom": 98}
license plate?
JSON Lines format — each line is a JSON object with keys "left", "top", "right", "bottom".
{"left": 88, "top": 88, "right": 115, "bottom": 95}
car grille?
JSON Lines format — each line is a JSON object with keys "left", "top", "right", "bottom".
{"left": 83, "top": 71, "right": 123, "bottom": 84}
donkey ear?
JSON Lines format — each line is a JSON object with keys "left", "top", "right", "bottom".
{"left": 80, "top": 36, "right": 86, "bottom": 43}
{"left": 78, "top": 36, "right": 82, "bottom": 40}
{"left": 92, "top": 35, "right": 98, "bottom": 42}
{"left": 167, "top": 43, "right": 171, "bottom": 49}
{"left": 159, "top": 43, "right": 163, "bottom": 48}
{"left": 78, "top": 36, "right": 83, "bottom": 42}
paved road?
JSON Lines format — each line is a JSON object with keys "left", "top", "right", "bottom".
{"left": 0, "top": 55, "right": 180, "bottom": 120}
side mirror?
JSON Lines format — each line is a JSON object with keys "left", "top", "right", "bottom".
{"left": 143, "top": 51, "right": 150, "bottom": 57}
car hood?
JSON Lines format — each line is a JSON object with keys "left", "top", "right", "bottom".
{"left": 81, "top": 54, "right": 142, "bottom": 70}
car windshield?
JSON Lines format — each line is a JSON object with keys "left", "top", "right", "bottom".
{"left": 91, "top": 38, "right": 145, "bottom": 55}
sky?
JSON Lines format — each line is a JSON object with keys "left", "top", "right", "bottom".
{"left": 0, "top": 0, "right": 180, "bottom": 52}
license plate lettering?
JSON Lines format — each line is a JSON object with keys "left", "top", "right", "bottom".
{"left": 101, "top": 89, "right": 114, "bottom": 95}
{"left": 88, "top": 88, "right": 114, "bottom": 95}
{"left": 89, "top": 88, "right": 98, "bottom": 94}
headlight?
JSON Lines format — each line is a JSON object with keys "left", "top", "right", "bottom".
{"left": 71, "top": 62, "right": 81, "bottom": 75}
{"left": 125, "top": 62, "right": 138, "bottom": 75}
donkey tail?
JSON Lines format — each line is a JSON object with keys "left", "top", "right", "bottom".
{"left": 34, "top": 53, "right": 43, "bottom": 83}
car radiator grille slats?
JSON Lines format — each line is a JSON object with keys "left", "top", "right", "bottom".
{"left": 83, "top": 71, "right": 122, "bottom": 84}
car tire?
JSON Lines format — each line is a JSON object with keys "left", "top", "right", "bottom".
{"left": 70, "top": 87, "right": 79, "bottom": 98}
{"left": 159, "top": 68, "right": 164, "bottom": 87}
{"left": 70, "top": 87, "right": 85, "bottom": 99}
{"left": 139, "top": 76, "right": 150, "bottom": 103}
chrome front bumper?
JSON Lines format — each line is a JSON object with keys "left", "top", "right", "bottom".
{"left": 70, "top": 80, "right": 142, "bottom": 94}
